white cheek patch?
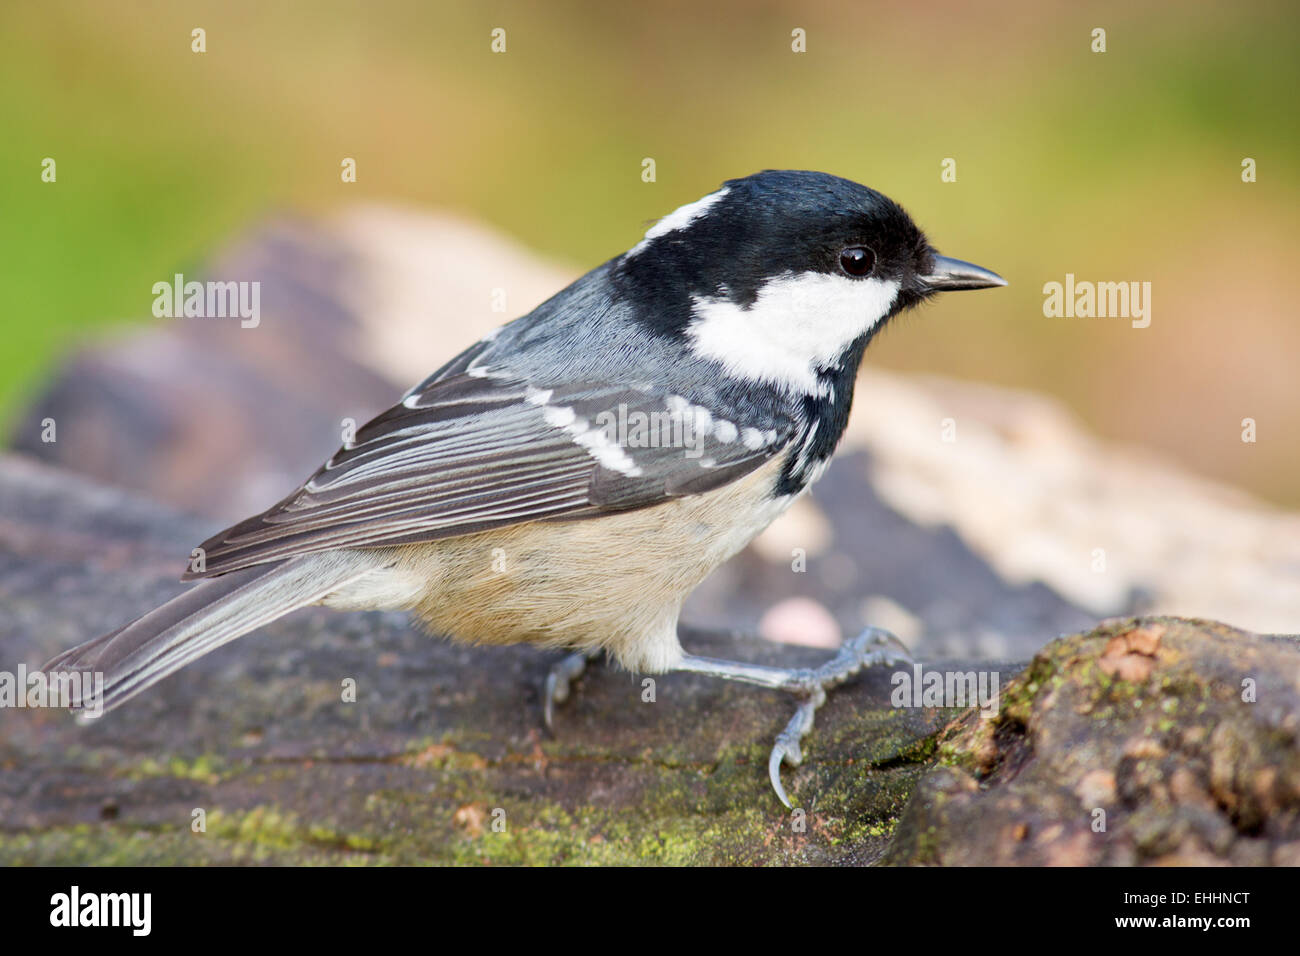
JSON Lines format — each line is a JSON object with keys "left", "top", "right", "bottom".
{"left": 686, "top": 272, "right": 901, "bottom": 394}
{"left": 626, "top": 188, "right": 730, "bottom": 257}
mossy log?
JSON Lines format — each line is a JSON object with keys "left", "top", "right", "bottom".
{"left": 1, "top": 456, "right": 1295, "bottom": 865}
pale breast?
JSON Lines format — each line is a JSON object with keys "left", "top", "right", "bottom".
{"left": 356, "top": 454, "right": 796, "bottom": 671}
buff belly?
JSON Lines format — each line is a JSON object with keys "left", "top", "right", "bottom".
{"left": 320, "top": 455, "right": 794, "bottom": 672}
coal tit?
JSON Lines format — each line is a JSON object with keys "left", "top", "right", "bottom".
{"left": 46, "top": 169, "right": 1006, "bottom": 806}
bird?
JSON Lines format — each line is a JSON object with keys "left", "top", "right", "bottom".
{"left": 44, "top": 169, "right": 1006, "bottom": 807}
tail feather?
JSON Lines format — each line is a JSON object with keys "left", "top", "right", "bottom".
{"left": 43, "top": 554, "right": 375, "bottom": 716}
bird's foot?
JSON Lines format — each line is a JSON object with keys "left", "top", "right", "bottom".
{"left": 765, "top": 628, "right": 912, "bottom": 808}
{"left": 542, "top": 647, "right": 604, "bottom": 733}
{"left": 674, "top": 627, "right": 912, "bottom": 808}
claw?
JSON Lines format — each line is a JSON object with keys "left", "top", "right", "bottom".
{"left": 543, "top": 648, "right": 600, "bottom": 734}
{"left": 767, "top": 696, "right": 818, "bottom": 807}
{"left": 769, "top": 745, "right": 792, "bottom": 809}
{"left": 543, "top": 671, "right": 565, "bottom": 733}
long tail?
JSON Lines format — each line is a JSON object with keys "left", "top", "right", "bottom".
{"left": 43, "top": 553, "right": 376, "bottom": 717}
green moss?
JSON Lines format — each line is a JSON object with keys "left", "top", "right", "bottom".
{"left": 124, "top": 752, "right": 229, "bottom": 784}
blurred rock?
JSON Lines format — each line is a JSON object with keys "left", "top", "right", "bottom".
{"left": 758, "top": 597, "right": 842, "bottom": 649}
{"left": 846, "top": 374, "right": 1300, "bottom": 636}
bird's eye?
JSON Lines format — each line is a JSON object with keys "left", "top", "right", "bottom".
{"left": 839, "top": 246, "right": 876, "bottom": 277}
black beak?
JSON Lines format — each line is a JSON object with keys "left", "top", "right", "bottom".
{"left": 920, "top": 255, "right": 1007, "bottom": 291}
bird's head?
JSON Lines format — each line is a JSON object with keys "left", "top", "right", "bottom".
{"left": 618, "top": 169, "right": 1005, "bottom": 395}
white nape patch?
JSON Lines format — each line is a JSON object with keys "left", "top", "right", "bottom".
{"left": 626, "top": 188, "right": 730, "bottom": 257}
{"left": 687, "top": 272, "right": 901, "bottom": 394}
{"left": 528, "top": 387, "right": 642, "bottom": 476}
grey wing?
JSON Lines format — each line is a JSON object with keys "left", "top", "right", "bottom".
{"left": 186, "top": 367, "right": 793, "bottom": 579}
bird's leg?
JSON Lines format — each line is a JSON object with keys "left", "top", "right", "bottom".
{"left": 671, "top": 627, "right": 912, "bottom": 808}
{"left": 543, "top": 647, "right": 604, "bottom": 733}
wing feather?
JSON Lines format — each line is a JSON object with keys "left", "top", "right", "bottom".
{"left": 186, "top": 369, "right": 791, "bottom": 578}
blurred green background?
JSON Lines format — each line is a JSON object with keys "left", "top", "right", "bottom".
{"left": 2, "top": 0, "right": 1297, "bottom": 502}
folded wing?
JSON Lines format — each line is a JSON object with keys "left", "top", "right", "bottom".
{"left": 187, "top": 359, "right": 792, "bottom": 579}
